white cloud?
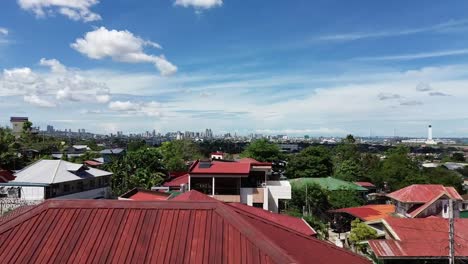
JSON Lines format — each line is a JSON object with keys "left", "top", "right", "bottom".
{"left": 39, "top": 58, "right": 67, "bottom": 73}
{"left": 23, "top": 94, "right": 55, "bottom": 107}
{"left": 0, "top": 58, "right": 111, "bottom": 106}
{"left": 108, "top": 100, "right": 161, "bottom": 117}
{"left": 17, "top": 0, "right": 101, "bottom": 22}
{"left": 317, "top": 19, "right": 468, "bottom": 41}
{"left": 0, "top": 27, "right": 8, "bottom": 36}
{"left": 71, "top": 27, "right": 177, "bottom": 76}
{"left": 174, "top": 0, "right": 222, "bottom": 10}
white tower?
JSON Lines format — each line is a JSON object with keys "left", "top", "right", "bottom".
{"left": 426, "top": 125, "right": 436, "bottom": 145}
{"left": 428, "top": 125, "right": 433, "bottom": 141}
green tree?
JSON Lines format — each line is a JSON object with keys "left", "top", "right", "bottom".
{"left": 451, "top": 152, "right": 466, "bottom": 162}
{"left": 159, "top": 140, "right": 202, "bottom": 172}
{"left": 328, "top": 187, "right": 364, "bottom": 209}
{"left": 423, "top": 167, "right": 464, "bottom": 193}
{"left": 333, "top": 159, "right": 363, "bottom": 182}
{"left": 285, "top": 209, "right": 329, "bottom": 240}
{"left": 104, "top": 148, "right": 167, "bottom": 196}
{"left": 240, "top": 139, "right": 283, "bottom": 162}
{"left": 377, "top": 146, "right": 420, "bottom": 190}
{"left": 348, "top": 219, "right": 377, "bottom": 253}
{"left": 286, "top": 146, "right": 333, "bottom": 178}
{"left": 289, "top": 182, "right": 330, "bottom": 219}
{"left": 127, "top": 139, "right": 147, "bottom": 152}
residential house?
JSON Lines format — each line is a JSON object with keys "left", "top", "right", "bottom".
{"left": 329, "top": 204, "right": 396, "bottom": 235}
{"left": 188, "top": 158, "right": 291, "bottom": 212}
{"left": 100, "top": 148, "right": 126, "bottom": 163}
{"left": 162, "top": 173, "right": 189, "bottom": 191}
{"left": 10, "top": 116, "right": 28, "bottom": 135}
{"left": 0, "top": 198, "right": 370, "bottom": 263}
{"left": 210, "top": 151, "right": 225, "bottom": 160}
{"left": 290, "top": 177, "right": 368, "bottom": 201}
{"left": 369, "top": 218, "right": 468, "bottom": 263}
{"left": 0, "top": 160, "right": 112, "bottom": 203}
{"left": 354, "top": 181, "right": 377, "bottom": 193}
{"left": 386, "top": 184, "right": 463, "bottom": 218}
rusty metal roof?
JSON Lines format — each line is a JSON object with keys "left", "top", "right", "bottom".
{"left": 387, "top": 184, "right": 463, "bottom": 203}
{"left": 369, "top": 218, "right": 468, "bottom": 258}
{"left": 330, "top": 204, "right": 395, "bottom": 222}
{"left": 0, "top": 199, "right": 369, "bottom": 264}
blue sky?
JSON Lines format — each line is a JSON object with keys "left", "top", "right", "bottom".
{"left": 2, "top": 0, "right": 468, "bottom": 137}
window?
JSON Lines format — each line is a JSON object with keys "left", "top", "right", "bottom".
{"left": 215, "top": 178, "right": 240, "bottom": 195}
{"left": 253, "top": 203, "right": 263, "bottom": 208}
{"left": 191, "top": 177, "right": 212, "bottom": 195}
{"left": 63, "top": 184, "right": 70, "bottom": 193}
{"left": 241, "top": 171, "right": 265, "bottom": 188}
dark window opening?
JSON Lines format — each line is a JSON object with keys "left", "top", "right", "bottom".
{"left": 215, "top": 178, "right": 240, "bottom": 195}
{"left": 241, "top": 171, "right": 266, "bottom": 188}
{"left": 253, "top": 203, "right": 263, "bottom": 208}
{"left": 191, "top": 177, "right": 212, "bottom": 195}
{"left": 63, "top": 184, "right": 70, "bottom": 193}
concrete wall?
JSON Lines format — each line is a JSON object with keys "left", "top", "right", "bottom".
{"left": 266, "top": 181, "right": 291, "bottom": 213}
{"left": 240, "top": 188, "right": 267, "bottom": 209}
{"left": 22, "top": 186, "right": 46, "bottom": 200}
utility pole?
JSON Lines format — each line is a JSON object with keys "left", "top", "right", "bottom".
{"left": 449, "top": 199, "right": 455, "bottom": 264}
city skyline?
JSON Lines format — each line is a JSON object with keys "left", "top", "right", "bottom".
{"left": 2, "top": 1, "right": 468, "bottom": 136}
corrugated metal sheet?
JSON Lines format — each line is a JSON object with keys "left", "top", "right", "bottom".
{"left": 330, "top": 204, "right": 395, "bottom": 222}
{"left": 0, "top": 199, "right": 369, "bottom": 264}
{"left": 387, "top": 184, "right": 463, "bottom": 203}
{"left": 369, "top": 218, "right": 468, "bottom": 258}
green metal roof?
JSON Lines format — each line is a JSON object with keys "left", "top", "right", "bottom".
{"left": 460, "top": 210, "right": 468, "bottom": 219}
{"left": 289, "top": 177, "right": 367, "bottom": 191}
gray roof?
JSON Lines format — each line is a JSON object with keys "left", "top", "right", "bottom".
{"left": 100, "top": 148, "right": 125, "bottom": 154}
{"left": 11, "top": 160, "right": 112, "bottom": 185}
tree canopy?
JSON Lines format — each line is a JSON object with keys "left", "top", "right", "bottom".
{"left": 159, "top": 139, "right": 202, "bottom": 172}
{"left": 286, "top": 146, "right": 333, "bottom": 178}
{"left": 240, "top": 139, "right": 283, "bottom": 162}
{"left": 104, "top": 148, "right": 167, "bottom": 196}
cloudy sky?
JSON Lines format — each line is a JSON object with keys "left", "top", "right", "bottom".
{"left": 1, "top": 0, "right": 468, "bottom": 137}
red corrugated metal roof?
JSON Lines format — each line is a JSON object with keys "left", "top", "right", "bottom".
{"left": 0, "top": 199, "right": 369, "bottom": 264}
{"left": 0, "top": 170, "right": 15, "bottom": 183}
{"left": 354, "top": 182, "right": 375, "bottom": 188}
{"left": 238, "top": 158, "right": 272, "bottom": 166}
{"left": 330, "top": 204, "right": 395, "bottom": 222}
{"left": 171, "top": 190, "right": 217, "bottom": 201}
{"left": 84, "top": 160, "right": 103, "bottom": 166}
{"left": 119, "top": 188, "right": 171, "bottom": 201}
{"left": 369, "top": 218, "right": 468, "bottom": 258}
{"left": 163, "top": 173, "right": 189, "bottom": 187}
{"left": 227, "top": 202, "right": 316, "bottom": 236}
{"left": 190, "top": 160, "right": 251, "bottom": 175}
{"left": 173, "top": 191, "right": 316, "bottom": 236}
{"left": 387, "top": 184, "right": 463, "bottom": 203}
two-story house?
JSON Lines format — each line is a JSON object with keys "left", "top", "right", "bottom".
{"left": 188, "top": 158, "right": 291, "bottom": 212}
{"left": 387, "top": 184, "right": 463, "bottom": 218}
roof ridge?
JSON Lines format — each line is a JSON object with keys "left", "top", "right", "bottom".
{"left": 214, "top": 202, "right": 297, "bottom": 263}
{"left": 227, "top": 203, "right": 316, "bottom": 236}
{"left": 50, "top": 159, "right": 64, "bottom": 184}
